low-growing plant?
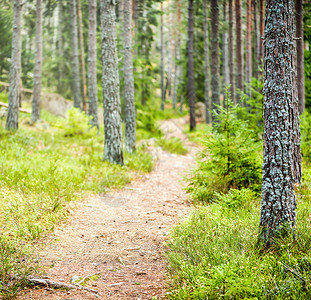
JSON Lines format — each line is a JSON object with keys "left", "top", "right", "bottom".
{"left": 300, "top": 110, "right": 311, "bottom": 161}
{"left": 186, "top": 87, "right": 262, "bottom": 203}
{"left": 156, "top": 137, "right": 188, "bottom": 155}
{"left": 214, "top": 188, "right": 256, "bottom": 209}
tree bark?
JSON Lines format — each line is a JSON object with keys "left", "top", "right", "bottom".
{"left": 6, "top": 0, "right": 23, "bottom": 130}
{"left": 187, "top": 0, "right": 196, "bottom": 131}
{"left": 57, "top": 0, "right": 63, "bottom": 94}
{"left": 259, "top": 0, "right": 301, "bottom": 246}
{"left": 70, "top": 0, "right": 81, "bottom": 109}
{"left": 160, "top": 2, "right": 165, "bottom": 111}
{"left": 77, "top": 0, "right": 87, "bottom": 112}
{"left": 101, "top": 0, "right": 124, "bottom": 165}
{"left": 222, "top": 0, "right": 229, "bottom": 105}
{"left": 296, "top": 0, "right": 305, "bottom": 114}
{"left": 203, "top": 0, "right": 210, "bottom": 123}
{"left": 31, "top": 0, "right": 43, "bottom": 123}
{"left": 235, "top": 0, "right": 243, "bottom": 94}
{"left": 253, "top": 0, "right": 259, "bottom": 79}
{"left": 211, "top": 0, "right": 220, "bottom": 122}
{"left": 259, "top": 0, "right": 264, "bottom": 70}
{"left": 228, "top": 0, "right": 235, "bottom": 103}
{"left": 123, "top": 0, "right": 136, "bottom": 153}
{"left": 88, "top": 0, "right": 98, "bottom": 128}
{"left": 245, "top": 0, "right": 252, "bottom": 91}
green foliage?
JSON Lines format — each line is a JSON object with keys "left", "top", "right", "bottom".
{"left": 156, "top": 137, "right": 188, "bottom": 155}
{"left": 214, "top": 188, "right": 255, "bottom": 209}
{"left": 300, "top": 111, "right": 311, "bottom": 161}
{"left": 167, "top": 177, "right": 311, "bottom": 299}
{"left": 186, "top": 88, "right": 262, "bottom": 203}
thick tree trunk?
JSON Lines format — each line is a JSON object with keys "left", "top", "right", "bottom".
{"left": 77, "top": 0, "right": 87, "bottom": 112}
{"left": 296, "top": 0, "right": 305, "bottom": 114}
{"left": 228, "top": 0, "right": 235, "bottom": 103}
{"left": 70, "top": 0, "right": 81, "bottom": 109}
{"left": 31, "top": 0, "right": 43, "bottom": 123}
{"left": 245, "top": 0, "right": 252, "bottom": 91}
{"left": 203, "top": 0, "right": 210, "bottom": 123}
{"left": 211, "top": 0, "right": 220, "bottom": 122}
{"left": 235, "top": 0, "right": 243, "bottom": 94}
{"left": 160, "top": 2, "right": 165, "bottom": 111}
{"left": 259, "top": 0, "right": 301, "bottom": 246}
{"left": 222, "top": 0, "right": 229, "bottom": 105}
{"left": 6, "top": 0, "right": 23, "bottom": 130}
{"left": 187, "top": 0, "right": 196, "bottom": 131}
{"left": 101, "top": 0, "right": 124, "bottom": 165}
{"left": 57, "top": 0, "right": 63, "bottom": 94}
{"left": 124, "top": 0, "right": 136, "bottom": 153}
{"left": 88, "top": 0, "right": 98, "bottom": 128}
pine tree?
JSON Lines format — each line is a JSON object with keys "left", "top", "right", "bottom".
{"left": 228, "top": 0, "right": 235, "bottom": 103}
{"left": 203, "top": 0, "right": 210, "bottom": 123}
{"left": 235, "top": 0, "right": 243, "bottom": 93}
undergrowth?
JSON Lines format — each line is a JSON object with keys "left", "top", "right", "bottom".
{"left": 156, "top": 137, "right": 188, "bottom": 155}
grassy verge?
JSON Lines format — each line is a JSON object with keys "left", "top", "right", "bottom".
{"left": 166, "top": 166, "right": 311, "bottom": 299}
{"left": 155, "top": 137, "right": 188, "bottom": 155}
{"left": 0, "top": 103, "right": 154, "bottom": 297}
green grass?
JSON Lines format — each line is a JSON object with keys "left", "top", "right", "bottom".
{"left": 0, "top": 105, "right": 154, "bottom": 298}
{"left": 156, "top": 137, "right": 188, "bottom": 155}
{"left": 166, "top": 176, "right": 311, "bottom": 299}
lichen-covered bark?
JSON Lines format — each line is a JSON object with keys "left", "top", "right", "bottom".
{"left": 31, "top": 0, "right": 43, "bottom": 123}
{"left": 88, "top": 0, "right": 98, "bottom": 128}
{"left": 259, "top": 0, "right": 301, "bottom": 245}
{"left": 296, "top": 0, "right": 305, "bottom": 114}
{"left": 187, "top": 0, "right": 196, "bottom": 131}
{"left": 211, "top": 0, "right": 220, "bottom": 122}
{"left": 203, "top": 0, "right": 210, "bottom": 123}
{"left": 228, "top": 0, "right": 235, "bottom": 103}
{"left": 123, "top": 0, "right": 136, "bottom": 153}
{"left": 6, "top": 0, "right": 23, "bottom": 130}
{"left": 70, "top": 0, "right": 81, "bottom": 109}
{"left": 235, "top": 0, "right": 243, "bottom": 93}
{"left": 101, "top": 0, "right": 124, "bottom": 165}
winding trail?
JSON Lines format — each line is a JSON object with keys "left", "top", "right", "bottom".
{"left": 19, "top": 118, "right": 196, "bottom": 300}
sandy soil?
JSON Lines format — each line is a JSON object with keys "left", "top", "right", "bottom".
{"left": 18, "top": 118, "right": 197, "bottom": 300}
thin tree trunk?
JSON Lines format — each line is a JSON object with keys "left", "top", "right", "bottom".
{"left": 101, "top": 0, "right": 124, "bottom": 165}
{"left": 253, "top": 0, "right": 259, "bottom": 79}
{"left": 228, "top": 0, "right": 235, "bottom": 103}
{"left": 77, "top": 0, "right": 87, "bottom": 112}
{"left": 203, "top": 0, "right": 210, "bottom": 123}
{"left": 124, "top": 0, "right": 136, "bottom": 153}
{"left": 245, "top": 0, "right": 252, "bottom": 91}
{"left": 57, "top": 0, "right": 63, "bottom": 94}
{"left": 296, "top": 0, "right": 305, "bottom": 114}
{"left": 6, "top": 0, "right": 23, "bottom": 130}
{"left": 166, "top": 1, "right": 173, "bottom": 98}
{"left": 133, "top": 0, "right": 139, "bottom": 57}
{"left": 70, "top": 0, "right": 81, "bottom": 109}
{"left": 161, "top": 2, "right": 165, "bottom": 111}
{"left": 31, "top": 0, "right": 43, "bottom": 123}
{"left": 235, "top": 0, "right": 243, "bottom": 94}
{"left": 259, "top": 0, "right": 301, "bottom": 246}
{"left": 211, "top": 0, "right": 220, "bottom": 123}
{"left": 88, "top": 0, "right": 98, "bottom": 128}
{"left": 259, "top": 0, "right": 264, "bottom": 70}
{"left": 222, "top": 0, "right": 229, "bottom": 104}
{"left": 188, "top": 0, "right": 196, "bottom": 131}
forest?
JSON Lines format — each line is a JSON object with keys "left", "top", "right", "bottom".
{"left": 0, "top": 0, "right": 311, "bottom": 299}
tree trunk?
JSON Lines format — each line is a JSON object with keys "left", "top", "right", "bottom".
{"left": 235, "top": 0, "right": 243, "bottom": 94}
{"left": 160, "top": 2, "right": 165, "bottom": 111}
{"left": 70, "top": 0, "right": 81, "bottom": 109}
{"left": 31, "top": 0, "right": 43, "bottom": 123}
{"left": 77, "top": 0, "right": 87, "bottom": 112}
{"left": 211, "top": 0, "right": 220, "bottom": 122}
{"left": 203, "top": 0, "right": 210, "bottom": 123}
{"left": 296, "top": 0, "right": 305, "bottom": 114}
{"left": 253, "top": 0, "right": 259, "bottom": 79}
{"left": 245, "top": 0, "right": 252, "bottom": 91}
{"left": 259, "top": 0, "right": 264, "bottom": 70}
{"left": 228, "top": 0, "right": 235, "bottom": 103}
{"left": 187, "top": 0, "right": 196, "bottom": 131}
{"left": 165, "top": 1, "right": 173, "bottom": 98}
{"left": 259, "top": 0, "right": 301, "bottom": 246}
{"left": 172, "top": 0, "right": 181, "bottom": 110}
{"left": 57, "top": 0, "right": 63, "bottom": 94}
{"left": 6, "top": 0, "right": 23, "bottom": 130}
{"left": 222, "top": 0, "right": 229, "bottom": 105}
{"left": 101, "top": 0, "right": 124, "bottom": 165}
{"left": 124, "top": 0, "right": 136, "bottom": 153}
{"left": 88, "top": 0, "right": 98, "bottom": 128}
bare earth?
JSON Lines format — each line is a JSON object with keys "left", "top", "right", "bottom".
{"left": 18, "top": 118, "right": 196, "bottom": 300}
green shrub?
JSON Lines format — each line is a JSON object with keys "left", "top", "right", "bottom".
{"left": 156, "top": 137, "right": 188, "bottom": 155}
{"left": 300, "top": 111, "right": 311, "bottom": 161}
{"left": 214, "top": 188, "right": 256, "bottom": 209}
{"left": 185, "top": 88, "right": 262, "bottom": 203}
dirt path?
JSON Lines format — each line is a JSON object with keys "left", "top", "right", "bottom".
{"left": 19, "top": 118, "right": 196, "bottom": 300}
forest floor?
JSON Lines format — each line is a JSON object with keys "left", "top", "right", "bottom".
{"left": 18, "top": 118, "right": 197, "bottom": 300}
